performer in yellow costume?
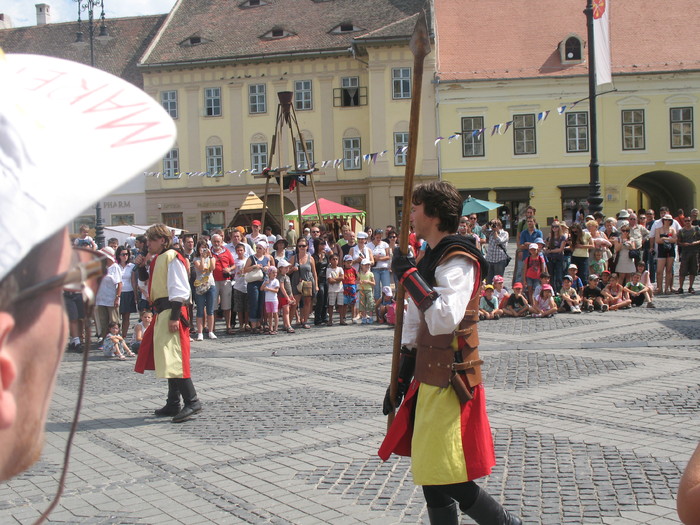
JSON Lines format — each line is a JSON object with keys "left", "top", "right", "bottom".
{"left": 135, "top": 224, "right": 202, "bottom": 423}
{"left": 380, "top": 182, "right": 521, "bottom": 525}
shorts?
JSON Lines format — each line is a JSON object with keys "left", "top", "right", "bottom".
{"left": 656, "top": 242, "right": 675, "bottom": 259}
{"left": 630, "top": 294, "right": 646, "bottom": 307}
{"left": 525, "top": 277, "right": 539, "bottom": 292}
{"left": 233, "top": 288, "right": 248, "bottom": 312}
{"left": 63, "top": 291, "right": 85, "bottom": 321}
{"left": 119, "top": 291, "right": 138, "bottom": 314}
{"left": 680, "top": 252, "right": 698, "bottom": 276}
{"left": 278, "top": 295, "right": 290, "bottom": 308}
{"left": 343, "top": 283, "right": 357, "bottom": 305}
{"left": 328, "top": 290, "right": 344, "bottom": 306}
{"left": 265, "top": 301, "right": 279, "bottom": 314}
{"left": 215, "top": 280, "right": 232, "bottom": 310}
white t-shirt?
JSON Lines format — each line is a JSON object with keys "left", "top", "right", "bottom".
{"left": 232, "top": 256, "right": 248, "bottom": 293}
{"left": 120, "top": 263, "right": 136, "bottom": 293}
{"left": 368, "top": 241, "right": 390, "bottom": 269}
{"left": 326, "top": 266, "right": 344, "bottom": 293}
{"left": 96, "top": 264, "right": 123, "bottom": 306}
{"left": 264, "top": 278, "right": 280, "bottom": 302}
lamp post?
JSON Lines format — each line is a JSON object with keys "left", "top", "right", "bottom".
{"left": 584, "top": 0, "right": 603, "bottom": 214}
{"left": 75, "top": 0, "right": 108, "bottom": 248}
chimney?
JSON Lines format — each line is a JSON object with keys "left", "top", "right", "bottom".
{"left": 36, "top": 3, "right": 51, "bottom": 26}
{"left": 0, "top": 13, "right": 15, "bottom": 29}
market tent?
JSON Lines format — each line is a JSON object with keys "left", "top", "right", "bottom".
{"left": 284, "top": 198, "right": 365, "bottom": 221}
{"left": 228, "top": 191, "right": 281, "bottom": 232}
{"left": 103, "top": 224, "right": 184, "bottom": 245}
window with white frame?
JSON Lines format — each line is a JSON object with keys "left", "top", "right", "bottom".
{"left": 513, "top": 114, "right": 536, "bottom": 155}
{"left": 394, "top": 132, "right": 408, "bottom": 166}
{"left": 161, "top": 91, "right": 178, "bottom": 118}
{"left": 341, "top": 77, "right": 359, "bottom": 107}
{"left": 461, "top": 117, "right": 485, "bottom": 157}
{"left": 249, "top": 84, "right": 266, "bottom": 114}
{"left": 295, "top": 139, "right": 314, "bottom": 169}
{"left": 163, "top": 148, "right": 179, "bottom": 178}
{"left": 250, "top": 142, "right": 268, "bottom": 173}
{"left": 670, "top": 107, "right": 694, "bottom": 149}
{"left": 295, "top": 80, "right": 312, "bottom": 110}
{"left": 622, "top": 109, "right": 645, "bottom": 150}
{"left": 565, "top": 112, "right": 589, "bottom": 152}
{"left": 392, "top": 68, "right": 411, "bottom": 99}
{"left": 343, "top": 137, "right": 361, "bottom": 170}
{"left": 206, "top": 145, "right": 223, "bottom": 175}
{"left": 204, "top": 87, "right": 221, "bottom": 117}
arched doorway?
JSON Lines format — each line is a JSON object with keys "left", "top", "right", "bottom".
{"left": 627, "top": 171, "right": 696, "bottom": 213}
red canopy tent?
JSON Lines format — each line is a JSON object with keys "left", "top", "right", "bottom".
{"left": 285, "top": 197, "right": 366, "bottom": 233}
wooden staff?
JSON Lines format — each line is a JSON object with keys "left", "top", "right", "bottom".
{"left": 387, "top": 13, "right": 431, "bottom": 428}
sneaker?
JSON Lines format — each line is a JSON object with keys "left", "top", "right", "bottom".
{"left": 530, "top": 313, "right": 541, "bottom": 318}
{"left": 689, "top": 288, "right": 695, "bottom": 294}
{"left": 196, "top": 333, "right": 204, "bottom": 341}
{"left": 601, "top": 304, "right": 609, "bottom": 312}
{"left": 208, "top": 331, "right": 218, "bottom": 339}
{"left": 647, "top": 302, "right": 656, "bottom": 308}
{"left": 571, "top": 306, "right": 582, "bottom": 314}
{"left": 493, "top": 314, "right": 500, "bottom": 320}
{"left": 676, "top": 288, "right": 684, "bottom": 294}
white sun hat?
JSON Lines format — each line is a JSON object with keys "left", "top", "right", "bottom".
{"left": 0, "top": 52, "right": 176, "bottom": 283}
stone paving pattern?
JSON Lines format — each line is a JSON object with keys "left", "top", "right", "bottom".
{"left": 1, "top": 269, "right": 699, "bottom": 523}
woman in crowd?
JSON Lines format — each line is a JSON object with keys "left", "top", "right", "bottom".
{"left": 655, "top": 214, "right": 678, "bottom": 294}
{"left": 272, "top": 237, "right": 289, "bottom": 266}
{"left": 368, "top": 229, "right": 391, "bottom": 300}
{"left": 569, "top": 223, "right": 594, "bottom": 282}
{"left": 324, "top": 231, "right": 342, "bottom": 260}
{"left": 587, "top": 219, "right": 612, "bottom": 266}
{"left": 116, "top": 246, "right": 138, "bottom": 338}
{"left": 244, "top": 240, "right": 274, "bottom": 333}
{"left": 544, "top": 221, "right": 567, "bottom": 292}
{"left": 289, "top": 237, "right": 317, "bottom": 329}
{"left": 313, "top": 238, "right": 329, "bottom": 325}
{"left": 484, "top": 219, "right": 509, "bottom": 284}
{"left": 193, "top": 240, "right": 217, "bottom": 340}
{"left": 611, "top": 224, "right": 639, "bottom": 285}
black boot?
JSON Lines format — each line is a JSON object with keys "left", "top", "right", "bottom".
{"left": 154, "top": 379, "right": 181, "bottom": 417}
{"left": 172, "top": 378, "right": 202, "bottom": 423}
{"left": 427, "top": 501, "right": 459, "bottom": 525}
{"left": 462, "top": 488, "right": 521, "bottom": 525}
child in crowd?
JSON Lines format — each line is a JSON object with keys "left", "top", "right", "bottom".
{"left": 581, "top": 274, "right": 608, "bottom": 312}
{"left": 524, "top": 243, "right": 547, "bottom": 302}
{"left": 626, "top": 272, "right": 655, "bottom": 308}
{"left": 492, "top": 275, "right": 509, "bottom": 309}
{"left": 341, "top": 255, "right": 357, "bottom": 325}
{"left": 261, "top": 266, "right": 280, "bottom": 335}
{"left": 375, "top": 286, "right": 396, "bottom": 324}
{"left": 277, "top": 260, "right": 296, "bottom": 333}
{"left": 103, "top": 321, "right": 134, "bottom": 360}
{"left": 598, "top": 270, "right": 611, "bottom": 291}
{"left": 130, "top": 309, "right": 152, "bottom": 354}
{"left": 358, "top": 259, "right": 376, "bottom": 324}
{"left": 636, "top": 262, "right": 655, "bottom": 302}
{"left": 326, "top": 254, "right": 344, "bottom": 326}
{"left": 479, "top": 285, "right": 502, "bottom": 320}
{"left": 567, "top": 264, "right": 584, "bottom": 295}
{"left": 503, "top": 282, "right": 530, "bottom": 317}
{"left": 530, "top": 284, "right": 557, "bottom": 318}
{"left": 532, "top": 272, "right": 551, "bottom": 301}
{"left": 602, "top": 272, "right": 632, "bottom": 311}
{"left": 558, "top": 275, "right": 582, "bottom": 313}
{"left": 590, "top": 248, "right": 607, "bottom": 276}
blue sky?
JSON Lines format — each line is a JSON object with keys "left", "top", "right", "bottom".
{"left": 0, "top": 0, "right": 177, "bottom": 28}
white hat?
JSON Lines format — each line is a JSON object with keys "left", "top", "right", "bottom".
{"left": 361, "top": 259, "right": 371, "bottom": 266}
{"left": 0, "top": 53, "right": 176, "bottom": 283}
{"left": 276, "top": 259, "right": 290, "bottom": 268}
{"left": 256, "top": 240, "right": 268, "bottom": 249}
{"left": 100, "top": 246, "right": 116, "bottom": 263}
{"left": 343, "top": 255, "right": 353, "bottom": 261}
{"left": 357, "top": 231, "right": 369, "bottom": 239}
{"left": 382, "top": 286, "right": 393, "bottom": 297}
{"left": 528, "top": 243, "right": 539, "bottom": 250}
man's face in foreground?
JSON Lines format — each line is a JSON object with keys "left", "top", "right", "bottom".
{"left": 0, "top": 229, "right": 71, "bottom": 480}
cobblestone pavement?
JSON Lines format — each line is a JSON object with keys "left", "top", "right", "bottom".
{"left": 2, "top": 267, "right": 698, "bottom": 523}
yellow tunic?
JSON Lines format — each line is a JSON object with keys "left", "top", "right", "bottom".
{"left": 151, "top": 250, "right": 186, "bottom": 378}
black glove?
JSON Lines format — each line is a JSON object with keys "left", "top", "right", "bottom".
{"left": 392, "top": 250, "right": 417, "bottom": 280}
{"left": 382, "top": 346, "right": 416, "bottom": 415}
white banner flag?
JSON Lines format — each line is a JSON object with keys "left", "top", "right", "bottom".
{"left": 593, "top": 0, "right": 611, "bottom": 85}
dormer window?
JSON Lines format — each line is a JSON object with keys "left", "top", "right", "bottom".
{"left": 239, "top": 0, "right": 267, "bottom": 7}
{"left": 559, "top": 34, "right": 584, "bottom": 64}
{"left": 330, "top": 22, "right": 363, "bottom": 34}
{"left": 261, "top": 27, "right": 295, "bottom": 40}
{"left": 180, "top": 34, "right": 208, "bottom": 47}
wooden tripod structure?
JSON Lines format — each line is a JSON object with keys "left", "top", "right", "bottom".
{"left": 255, "top": 91, "right": 323, "bottom": 232}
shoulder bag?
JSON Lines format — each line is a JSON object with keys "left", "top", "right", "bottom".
{"left": 244, "top": 256, "right": 264, "bottom": 283}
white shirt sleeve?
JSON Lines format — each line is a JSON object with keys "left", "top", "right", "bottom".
{"left": 401, "top": 256, "right": 476, "bottom": 347}
{"left": 168, "top": 257, "right": 191, "bottom": 303}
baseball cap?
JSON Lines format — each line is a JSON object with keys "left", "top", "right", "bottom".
{"left": 343, "top": 255, "right": 353, "bottom": 261}
{"left": 484, "top": 284, "right": 494, "bottom": 290}
{"left": 589, "top": 274, "right": 599, "bottom": 281}
{"left": 568, "top": 264, "right": 578, "bottom": 270}
{"left": 563, "top": 275, "right": 573, "bottom": 282}
{"left": 493, "top": 275, "right": 504, "bottom": 283}
{"left": 277, "top": 259, "right": 290, "bottom": 268}
{"left": 541, "top": 284, "right": 553, "bottom": 292}
{"left": 0, "top": 53, "right": 176, "bottom": 283}
{"left": 382, "top": 286, "right": 393, "bottom": 297}
{"left": 361, "top": 259, "right": 371, "bottom": 266}
{"left": 513, "top": 282, "right": 523, "bottom": 289}
{"left": 251, "top": 219, "right": 262, "bottom": 226}
{"left": 529, "top": 243, "right": 538, "bottom": 250}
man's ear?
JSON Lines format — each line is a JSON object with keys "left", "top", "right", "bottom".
{"left": 0, "top": 312, "right": 17, "bottom": 430}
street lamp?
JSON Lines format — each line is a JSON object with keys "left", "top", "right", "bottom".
{"left": 75, "top": 1, "right": 108, "bottom": 248}
{"left": 584, "top": 0, "right": 603, "bottom": 214}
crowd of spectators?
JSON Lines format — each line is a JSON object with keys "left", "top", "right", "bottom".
{"left": 67, "top": 204, "right": 699, "bottom": 351}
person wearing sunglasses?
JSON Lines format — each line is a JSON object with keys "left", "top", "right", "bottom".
{"left": 0, "top": 52, "right": 175, "bottom": 521}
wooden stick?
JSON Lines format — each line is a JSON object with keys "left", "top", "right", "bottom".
{"left": 387, "top": 13, "right": 431, "bottom": 429}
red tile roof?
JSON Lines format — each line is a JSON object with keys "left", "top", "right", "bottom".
{"left": 141, "top": 0, "right": 426, "bottom": 66}
{"left": 0, "top": 15, "right": 166, "bottom": 87}
{"left": 435, "top": 0, "right": 699, "bottom": 81}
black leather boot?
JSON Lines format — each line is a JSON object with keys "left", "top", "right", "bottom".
{"left": 172, "top": 378, "right": 202, "bottom": 423}
{"left": 154, "top": 378, "right": 181, "bottom": 417}
{"left": 427, "top": 501, "right": 459, "bottom": 525}
{"left": 462, "top": 487, "right": 522, "bottom": 525}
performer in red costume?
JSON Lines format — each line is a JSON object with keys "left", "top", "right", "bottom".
{"left": 380, "top": 181, "right": 521, "bottom": 525}
{"left": 135, "top": 224, "right": 202, "bottom": 423}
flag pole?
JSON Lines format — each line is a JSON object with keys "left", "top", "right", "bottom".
{"left": 584, "top": 0, "right": 603, "bottom": 214}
